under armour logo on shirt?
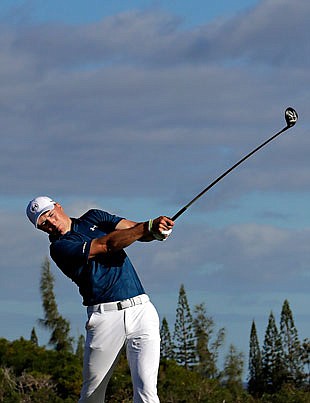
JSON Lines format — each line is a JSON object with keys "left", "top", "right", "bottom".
{"left": 90, "top": 225, "right": 97, "bottom": 231}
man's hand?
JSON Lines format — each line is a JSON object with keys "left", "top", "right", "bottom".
{"left": 149, "top": 216, "right": 174, "bottom": 241}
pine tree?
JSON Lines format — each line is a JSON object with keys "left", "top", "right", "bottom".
{"left": 248, "top": 320, "right": 263, "bottom": 396}
{"left": 76, "top": 334, "right": 85, "bottom": 364}
{"left": 193, "top": 302, "right": 225, "bottom": 379}
{"left": 50, "top": 317, "right": 73, "bottom": 352}
{"left": 222, "top": 344, "right": 244, "bottom": 390}
{"left": 38, "top": 257, "right": 73, "bottom": 352}
{"left": 301, "top": 338, "right": 309, "bottom": 386}
{"left": 173, "top": 284, "right": 196, "bottom": 369}
{"left": 30, "top": 327, "right": 38, "bottom": 346}
{"left": 280, "top": 299, "right": 304, "bottom": 385}
{"left": 160, "top": 317, "right": 174, "bottom": 360}
{"left": 262, "top": 311, "right": 285, "bottom": 393}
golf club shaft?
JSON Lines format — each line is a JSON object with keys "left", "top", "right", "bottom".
{"left": 172, "top": 124, "right": 290, "bottom": 221}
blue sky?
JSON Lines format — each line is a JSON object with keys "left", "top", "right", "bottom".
{"left": 0, "top": 0, "right": 309, "bottom": 377}
{"left": 1, "top": 1, "right": 258, "bottom": 25}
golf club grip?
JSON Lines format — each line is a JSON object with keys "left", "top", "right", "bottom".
{"left": 171, "top": 124, "right": 290, "bottom": 221}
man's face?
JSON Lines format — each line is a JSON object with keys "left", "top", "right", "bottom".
{"left": 37, "top": 203, "right": 70, "bottom": 235}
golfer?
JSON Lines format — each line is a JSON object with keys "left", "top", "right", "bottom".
{"left": 26, "top": 196, "right": 174, "bottom": 403}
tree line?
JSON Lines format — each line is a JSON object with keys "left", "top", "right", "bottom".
{"left": 0, "top": 258, "right": 309, "bottom": 402}
{"left": 160, "top": 283, "right": 309, "bottom": 398}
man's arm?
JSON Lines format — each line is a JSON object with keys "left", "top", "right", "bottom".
{"left": 89, "top": 216, "right": 174, "bottom": 258}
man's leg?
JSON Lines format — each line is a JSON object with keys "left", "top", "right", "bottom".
{"left": 79, "top": 310, "right": 126, "bottom": 403}
{"left": 126, "top": 301, "right": 161, "bottom": 403}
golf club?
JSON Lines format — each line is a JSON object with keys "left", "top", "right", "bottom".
{"left": 171, "top": 107, "right": 298, "bottom": 221}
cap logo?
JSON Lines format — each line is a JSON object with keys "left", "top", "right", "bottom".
{"left": 30, "top": 202, "right": 39, "bottom": 213}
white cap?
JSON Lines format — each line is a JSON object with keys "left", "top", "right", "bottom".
{"left": 26, "top": 196, "right": 55, "bottom": 227}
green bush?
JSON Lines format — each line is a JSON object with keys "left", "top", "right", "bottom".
{"left": 0, "top": 338, "right": 309, "bottom": 402}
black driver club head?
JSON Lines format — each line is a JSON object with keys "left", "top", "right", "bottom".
{"left": 285, "top": 107, "right": 298, "bottom": 128}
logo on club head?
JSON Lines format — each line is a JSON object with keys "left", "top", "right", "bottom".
{"left": 285, "top": 107, "right": 298, "bottom": 127}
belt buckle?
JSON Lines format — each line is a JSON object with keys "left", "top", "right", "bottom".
{"left": 117, "top": 299, "right": 132, "bottom": 310}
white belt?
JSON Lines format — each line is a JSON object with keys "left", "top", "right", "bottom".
{"left": 87, "top": 294, "right": 149, "bottom": 313}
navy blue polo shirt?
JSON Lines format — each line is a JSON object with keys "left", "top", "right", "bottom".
{"left": 49, "top": 209, "right": 145, "bottom": 306}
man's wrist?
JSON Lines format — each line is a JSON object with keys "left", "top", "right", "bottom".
{"left": 148, "top": 219, "right": 154, "bottom": 233}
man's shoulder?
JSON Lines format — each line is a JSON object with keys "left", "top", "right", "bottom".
{"left": 79, "top": 209, "right": 124, "bottom": 225}
{"left": 79, "top": 209, "right": 110, "bottom": 224}
{"left": 79, "top": 209, "right": 101, "bottom": 222}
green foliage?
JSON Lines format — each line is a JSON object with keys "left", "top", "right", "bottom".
{"left": 0, "top": 338, "right": 82, "bottom": 402}
{"left": 0, "top": 367, "right": 20, "bottom": 402}
{"left": 173, "top": 284, "right": 197, "bottom": 369}
{"left": 193, "top": 302, "right": 225, "bottom": 379}
{"left": 280, "top": 300, "right": 305, "bottom": 385}
{"left": 223, "top": 344, "right": 244, "bottom": 387}
{"left": 160, "top": 317, "right": 174, "bottom": 360}
{"left": 39, "top": 257, "right": 74, "bottom": 352}
{"left": 158, "top": 359, "right": 255, "bottom": 403}
{"left": 39, "top": 257, "right": 59, "bottom": 329}
{"left": 0, "top": 367, "right": 60, "bottom": 402}
{"left": 262, "top": 311, "right": 286, "bottom": 393}
{"left": 0, "top": 335, "right": 309, "bottom": 402}
{"left": 301, "top": 338, "right": 309, "bottom": 384}
{"left": 75, "top": 334, "right": 85, "bottom": 365}
{"left": 158, "top": 359, "right": 220, "bottom": 402}
{"left": 255, "top": 300, "right": 309, "bottom": 396}
{"left": 248, "top": 320, "right": 264, "bottom": 397}
{"left": 260, "top": 383, "right": 310, "bottom": 403}
{"left": 30, "top": 327, "right": 38, "bottom": 346}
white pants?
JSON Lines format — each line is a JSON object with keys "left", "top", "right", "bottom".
{"left": 79, "top": 295, "right": 160, "bottom": 403}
